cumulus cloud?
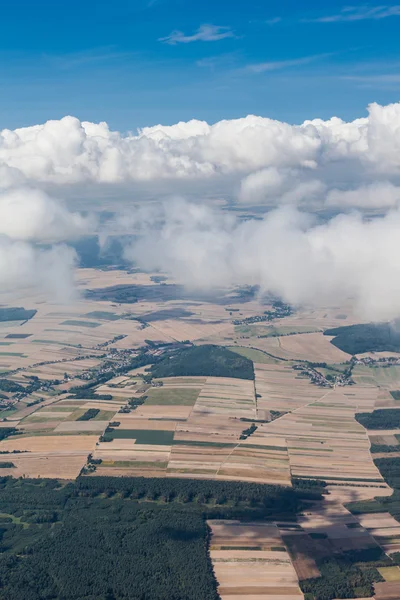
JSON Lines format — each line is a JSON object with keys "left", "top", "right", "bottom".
{"left": 123, "top": 198, "right": 400, "bottom": 321}
{"left": 326, "top": 182, "right": 400, "bottom": 210}
{"left": 0, "top": 187, "right": 92, "bottom": 300}
{"left": 0, "top": 238, "right": 77, "bottom": 302}
{"left": 1, "top": 102, "right": 400, "bottom": 191}
{"left": 238, "top": 168, "right": 326, "bottom": 206}
{"left": 0, "top": 188, "right": 93, "bottom": 242}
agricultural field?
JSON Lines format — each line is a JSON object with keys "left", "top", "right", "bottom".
{"left": 4, "top": 269, "right": 400, "bottom": 599}
{"left": 90, "top": 375, "right": 293, "bottom": 484}
{"left": 208, "top": 519, "right": 304, "bottom": 600}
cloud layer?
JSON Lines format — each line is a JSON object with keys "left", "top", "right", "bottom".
{"left": 1, "top": 102, "right": 400, "bottom": 222}
{"left": 3, "top": 102, "right": 400, "bottom": 310}
{"left": 0, "top": 102, "right": 400, "bottom": 191}
{"left": 124, "top": 198, "right": 400, "bottom": 321}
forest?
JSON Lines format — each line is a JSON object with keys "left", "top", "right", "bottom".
{"left": 324, "top": 322, "right": 400, "bottom": 354}
{"left": 150, "top": 345, "right": 255, "bottom": 380}
{"left": 0, "top": 476, "right": 318, "bottom": 600}
{"left": 301, "top": 547, "right": 397, "bottom": 600}
{"left": 355, "top": 408, "right": 400, "bottom": 430}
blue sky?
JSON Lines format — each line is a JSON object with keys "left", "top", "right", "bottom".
{"left": 1, "top": 0, "right": 400, "bottom": 130}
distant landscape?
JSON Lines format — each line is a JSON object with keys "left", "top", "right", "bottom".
{"left": 1, "top": 268, "right": 400, "bottom": 599}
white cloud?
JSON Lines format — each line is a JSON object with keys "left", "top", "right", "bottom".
{"left": 247, "top": 53, "right": 330, "bottom": 73}
{"left": 159, "top": 24, "right": 235, "bottom": 45}
{"left": 326, "top": 182, "right": 400, "bottom": 209}
{"left": 0, "top": 187, "right": 92, "bottom": 300}
{"left": 0, "top": 188, "right": 93, "bottom": 242}
{"left": 0, "top": 237, "right": 77, "bottom": 302}
{"left": 1, "top": 102, "right": 400, "bottom": 214}
{"left": 305, "top": 5, "right": 400, "bottom": 23}
{"left": 0, "top": 101, "right": 399, "bottom": 188}
{"left": 124, "top": 198, "right": 400, "bottom": 321}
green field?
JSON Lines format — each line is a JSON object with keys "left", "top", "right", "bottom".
{"left": 60, "top": 320, "right": 101, "bottom": 328}
{"left": 353, "top": 365, "right": 400, "bottom": 387}
{"left": 227, "top": 346, "right": 278, "bottom": 364}
{"left": 93, "top": 410, "right": 117, "bottom": 421}
{"left": 144, "top": 387, "right": 201, "bottom": 406}
{"left": 234, "top": 325, "right": 319, "bottom": 337}
{"left": 104, "top": 429, "right": 175, "bottom": 444}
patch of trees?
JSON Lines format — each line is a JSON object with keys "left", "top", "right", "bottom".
{"left": 270, "top": 410, "right": 287, "bottom": 421}
{"left": 75, "top": 475, "right": 320, "bottom": 513}
{"left": 301, "top": 547, "right": 390, "bottom": 600}
{"left": 0, "top": 463, "right": 14, "bottom": 468}
{"left": 292, "top": 478, "right": 328, "bottom": 491}
{"left": 0, "top": 307, "right": 36, "bottom": 322}
{"left": 150, "top": 345, "right": 255, "bottom": 380}
{"left": 324, "top": 322, "right": 400, "bottom": 354}
{"left": 77, "top": 408, "right": 100, "bottom": 421}
{"left": 0, "top": 429, "right": 20, "bottom": 442}
{"left": 0, "top": 379, "right": 25, "bottom": 393}
{"left": 69, "top": 389, "right": 112, "bottom": 400}
{"left": 374, "top": 456, "right": 400, "bottom": 489}
{"left": 355, "top": 408, "right": 400, "bottom": 430}
{"left": 240, "top": 423, "right": 257, "bottom": 439}
{"left": 371, "top": 443, "right": 400, "bottom": 453}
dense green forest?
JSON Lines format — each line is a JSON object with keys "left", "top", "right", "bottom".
{"left": 370, "top": 442, "right": 400, "bottom": 453}
{"left": 150, "top": 345, "right": 254, "bottom": 380}
{"left": 0, "top": 476, "right": 317, "bottom": 600}
{"left": 0, "top": 307, "right": 36, "bottom": 323}
{"left": 355, "top": 409, "right": 400, "bottom": 430}
{"left": 301, "top": 548, "right": 395, "bottom": 600}
{"left": 324, "top": 322, "right": 400, "bottom": 354}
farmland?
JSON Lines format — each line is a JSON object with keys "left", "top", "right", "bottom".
{"left": 3, "top": 268, "right": 400, "bottom": 598}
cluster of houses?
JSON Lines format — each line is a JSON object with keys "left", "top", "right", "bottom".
{"left": 232, "top": 302, "right": 292, "bottom": 326}
{"left": 293, "top": 364, "right": 354, "bottom": 388}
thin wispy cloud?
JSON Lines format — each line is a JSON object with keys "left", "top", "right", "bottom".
{"left": 45, "top": 47, "right": 131, "bottom": 70}
{"left": 265, "top": 17, "right": 282, "bottom": 25}
{"left": 344, "top": 73, "right": 400, "bottom": 83}
{"left": 159, "top": 24, "right": 235, "bottom": 45}
{"left": 305, "top": 5, "right": 400, "bottom": 23}
{"left": 247, "top": 53, "right": 331, "bottom": 74}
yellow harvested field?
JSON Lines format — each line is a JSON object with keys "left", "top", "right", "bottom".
{"left": 114, "top": 417, "right": 178, "bottom": 431}
{"left": 298, "top": 500, "right": 379, "bottom": 552}
{"left": 255, "top": 363, "right": 326, "bottom": 413}
{"left": 147, "top": 318, "right": 234, "bottom": 342}
{"left": 208, "top": 520, "right": 303, "bottom": 600}
{"left": 256, "top": 389, "right": 386, "bottom": 485}
{"left": 0, "top": 435, "right": 98, "bottom": 452}
{"left": 355, "top": 513, "right": 400, "bottom": 554}
{"left": 277, "top": 333, "right": 351, "bottom": 362}
{"left": 378, "top": 567, "right": 400, "bottom": 581}
{"left": 6, "top": 453, "right": 89, "bottom": 479}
